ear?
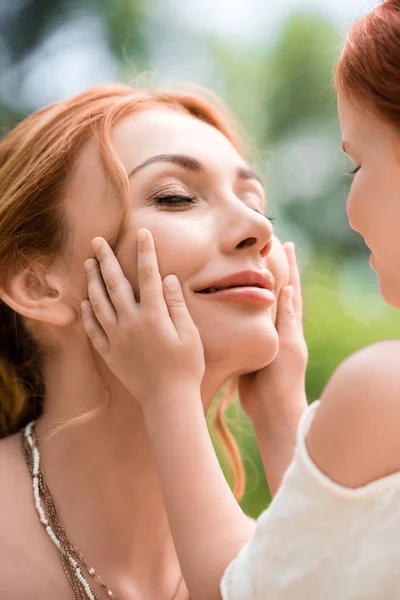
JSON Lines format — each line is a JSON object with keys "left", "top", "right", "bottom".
{"left": 0, "top": 267, "right": 76, "bottom": 327}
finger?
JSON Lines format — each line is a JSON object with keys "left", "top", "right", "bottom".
{"left": 136, "top": 229, "right": 169, "bottom": 316}
{"left": 85, "top": 257, "right": 117, "bottom": 333}
{"left": 163, "top": 274, "right": 197, "bottom": 340}
{"left": 283, "top": 242, "right": 303, "bottom": 331}
{"left": 80, "top": 300, "right": 110, "bottom": 355}
{"left": 275, "top": 285, "right": 298, "bottom": 341}
{"left": 91, "top": 237, "right": 136, "bottom": 316}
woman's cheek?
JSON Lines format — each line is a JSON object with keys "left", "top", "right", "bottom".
{"left": 148, "top": 216, "right": 214, "bottom": 278}
{"left": 117, "top": 214, "right": 199, "bottom": 290}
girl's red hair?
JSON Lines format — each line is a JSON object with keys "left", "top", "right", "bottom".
{"left": 335, "top": 0, "right": 400, "bottom": 125}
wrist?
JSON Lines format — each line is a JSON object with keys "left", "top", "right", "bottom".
{"left": 249, "top": 388, "right": 307, "bottom": 432}
{"left": 142, "top": 382, "right": 203, "bottom": 418}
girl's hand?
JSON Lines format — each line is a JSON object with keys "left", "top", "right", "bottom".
{"left": 80, "top": 228, "right": 205, "bottom": 404}
{"left": 238, "top": 243, "right": 308, "bottom": 494}
{"left": 239, "top": 242, "right": 308, "bottom": 423}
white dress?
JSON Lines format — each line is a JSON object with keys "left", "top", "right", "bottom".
{"left": 221, "top": 401, "right": 400, "bottom": 599}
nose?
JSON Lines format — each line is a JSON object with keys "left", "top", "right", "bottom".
{"left": 346, "top": 194, "right": 359, "bottom": 234}
{"left": 220, "top": 202, "right": 273, "bottom": 259}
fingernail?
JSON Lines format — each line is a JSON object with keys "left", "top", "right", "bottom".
{"left": 81, "top": 300, "right": 89, "bottom": 312}
{"left": 137, "top": 229, "right": 148, "bottom": 244}
{"left": 165, "top": 275, "right": 179, "bottom": 291}
{"left": 285, "top": 285, "right": 293, "bottom": 299}
{"left": 84, "top": 260, "right": 92, "bottom": 272}
{"left": 91, "top": 238, "right": 102, "bottom": 251}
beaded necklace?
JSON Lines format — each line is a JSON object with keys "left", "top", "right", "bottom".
{"left": 21, "top": 421, "right": 184, "bottom": 600}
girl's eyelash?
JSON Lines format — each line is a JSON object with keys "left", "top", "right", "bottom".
{"left": 345, "top": 166, "right": 361, "bottom": 176}
{"left": 153, "top": 193, "right": 197, "bottom": 205}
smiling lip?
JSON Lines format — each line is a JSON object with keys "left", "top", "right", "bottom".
{"left": 194, "top": 270, "right": 275, "bottom": 308}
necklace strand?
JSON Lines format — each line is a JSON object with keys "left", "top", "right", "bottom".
{"left": 21, "top": 421, "right": 184, "bottom": 600}
{"left": 23, "top": 422, "right": 99, "bottom": 599}
{"left": 22, "top": 436, "right": 89, "bottom": 599}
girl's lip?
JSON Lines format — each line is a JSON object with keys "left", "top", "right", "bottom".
{"left": 195, "top": 286, "right": 274, "bottom": 308}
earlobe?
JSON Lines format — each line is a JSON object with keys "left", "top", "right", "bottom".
{"left": 0, "top": 268, "right": 76, "bottom": 327}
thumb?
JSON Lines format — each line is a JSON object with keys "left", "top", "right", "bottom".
{"left": 163, "top": 274, "right": 196, "bottom": 339}
{"left": 276, "top": 285, "right": 298, "bottom": 340}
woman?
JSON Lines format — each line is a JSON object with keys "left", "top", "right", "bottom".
{"left": 90, "top": 1, "right": 400, "bottom": 598}
{"left": 0, "top": 84, "right": 299, "bottom": 599}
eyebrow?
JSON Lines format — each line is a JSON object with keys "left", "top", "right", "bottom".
{"left": 127, "top": 153, "right": 263, "bottom": 185}
{"left": 237, "top": 166, "right": 263, "bottom": 185}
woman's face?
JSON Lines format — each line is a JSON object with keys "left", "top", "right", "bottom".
{"left": 65, "top": 108, "right": 279, "bottom": 375}
{"left": 338, "top": 93, "right": 400, "bottom": 309}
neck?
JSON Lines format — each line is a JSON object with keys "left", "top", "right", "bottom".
{"left": 34, "top": 337, "right": 229, "bottom": 594}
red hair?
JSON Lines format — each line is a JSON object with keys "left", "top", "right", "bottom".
{"left": 335, "top": 0, "right": 400, "bottom": 124}
{"left": 0, "top": 83, "right": 245, "bottom": 497}
{"left": 212, "top": 379, "right": 245, "bottom": 500}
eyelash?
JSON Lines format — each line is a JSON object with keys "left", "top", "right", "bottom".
{"left": 345, "top": 166, "right": 361, "bottom": 176}
{"left": 153, "top": 193, "right": 197, "bottom": 205}
{"left": 153, "top": 194, "right": 275, "bottom": 222}
{"left": 254, "top": 210, "right": 275, "bottom": 223}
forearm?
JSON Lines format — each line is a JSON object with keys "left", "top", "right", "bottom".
{"left": 144, "top": 387, "right": 254, "bottom": 600}
{"left": 252, "top": 391, "right": 307, "bottom": 496}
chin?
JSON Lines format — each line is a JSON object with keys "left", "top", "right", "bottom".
{"left": 200, "top": 316, "right": 279, "bottom": 373}
{"left": 380, "top": 284, "right": 400, "bottom": 310}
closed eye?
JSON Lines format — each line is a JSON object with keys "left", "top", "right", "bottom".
{"left": 153, "top": 193, "right": 197, "bottom": 205}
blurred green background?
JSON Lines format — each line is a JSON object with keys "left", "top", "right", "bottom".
{"left": 1, "top": 0, "right": 398, "bottom": 517}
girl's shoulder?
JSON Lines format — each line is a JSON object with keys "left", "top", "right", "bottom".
{"left": 306, "top": 339, "right": 400, "bottom": 489}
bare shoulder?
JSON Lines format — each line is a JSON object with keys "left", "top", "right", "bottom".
{"left": 326, "top": 339, "right": 400, "bottom": 390}
{"left": 0, "top": 434, "right": 73, "bottom": 599}
{"left": 0, "top": 432, "right": 32, "bottom": 523}
{"left": 306, "top": 340, "right": 400, "bottom": 488}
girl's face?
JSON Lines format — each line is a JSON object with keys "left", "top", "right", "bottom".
{"left": 338, "top": 93, "right": 400, "bottom": 309}
{"left": 65, "top": 108, "right": 279, "bottom": 375}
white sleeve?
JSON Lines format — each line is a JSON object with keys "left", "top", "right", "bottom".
{"left": 220, "top": 401, "right": 400, "bottom": 600}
